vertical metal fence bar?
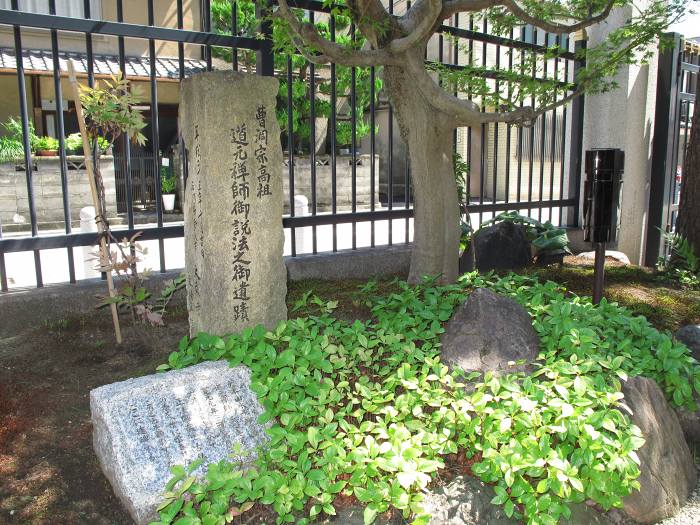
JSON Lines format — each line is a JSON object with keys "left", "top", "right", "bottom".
{"left": 504, "top": 30, "right": 513, "bottom": 206}
{"left": 370, "top": 66, "right": 376, "bottom": 247}
{"left": 548, "top": 36, "right": 560, "bottom": 222}
{"left": 330, "top": 16, "right": 337, "bottom": 252}
{"left": 203, "top": 0, "right": 212, "bottom": 71}
{"left": 404, "top": 0, "right": 410, "bottom": 244}
{"left": 351, "top": 23, "right": 357, "bottom": 250}
{"left": 309, "top": 10, "right": 317, "bottom": 254}
{"left": 255, "top": 0, "right": 273, "bottom": 76}
{"left": 286, "top": 56, "right": 296, "bottom": 256}
{"left": 568, "top": 40, "right": 586, "bottom": 228}
{"left": 538, "top": 40, "right": 548, "bottom": 222}
{"left": 527, "top": 29, "right": 537, "bottom": 218}
{"left": 48, "top": 0, "right": 75, "bottom": 283}
{"left": 11, "top": 0, "right": 42, "bottom": 287}
{"left": 116, "top": 0, "right": 134, "bottom": 230}
{"left": 466, "top": 15, "right": 473, "bottom": 214}
{"left": 388, "top": 0, "right": 394, "bottom": 245}
{"left": 177, "top": 0, "right": 185, "bottom": 77}
{"left": 231, "top": 1, "right": 238, "bottom": 71}
{"left": 0, "top": 250, "right": 7, "bottom": 292}
{"left": 558, "top": 41, "right": 569, "bottom": 225}
{"left": 0, "top": 212, "right": 7, "bottom": 291}
{"left": 148, "top": 0, "right": 165, "bottom": 272}
{"left": 492, "top": 36, "right": 500, "bottom": 208}
{"left": 83, "top": 0, "right": 95, "bottom": 87}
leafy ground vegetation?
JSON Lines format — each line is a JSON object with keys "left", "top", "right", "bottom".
{"left": 154, "top": 272, "right": 700, "bottom": 525}
{"left": 1, "top": 260, "right": 698, "bottom": 524}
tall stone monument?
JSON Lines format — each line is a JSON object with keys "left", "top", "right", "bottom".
{"left": 180, "top": 71, "right": 287, "bottom": 335}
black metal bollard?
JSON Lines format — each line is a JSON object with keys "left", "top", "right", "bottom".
{"left": 583, "top": 149, "right": 624, "bottom": 304}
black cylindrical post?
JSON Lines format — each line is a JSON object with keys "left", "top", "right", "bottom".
{"left": 593, "top": 241, "right": 606, "bottom": 305}
{"left": 584, "top": 148, "right": 624, "bottom": 304}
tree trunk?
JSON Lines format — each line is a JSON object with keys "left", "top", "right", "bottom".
{"left": 384, "top": 53, "right": 460, "bottom": 284}
{"left": 676, "top": 80, "right": 700, "bottom": 259}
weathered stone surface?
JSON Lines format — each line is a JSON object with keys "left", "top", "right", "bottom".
{"left": 620, "top": 376, "right": 696, "bottom": 523}
{"left": 180, "top": 71, "right": 287, "bottom": 336}
{"left": 422, "top": 475, "right": 519, "bottom": 524}
{"left": 675, "top": 325, "right": 700, "bottom": 360}
{"left": 675, "top": 406, "right": 700, "bottom": 445}
{"left": 91, "top": 360, "right": 269, "bottom": 525}
{"left": 578, "top": 250, "right": 631, "bottom": 265}
{"left": 472, "top": 221, "right": 531, "bottom": 272}
{"left": 421, "top": 475, "right": 613, "bottom": 525}
{"left": 440, "top": 288, "right": 540, "bottom": 374}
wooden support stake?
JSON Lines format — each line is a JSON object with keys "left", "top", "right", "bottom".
{"left": 67, "top": 60, "right": 123, "bottom": 344}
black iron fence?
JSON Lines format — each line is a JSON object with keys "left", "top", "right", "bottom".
{"left": 646, "top": 35, "right": 698, "bottom": 266}
{"left": 0, "top": 0, "right": 583, "bottom": 290}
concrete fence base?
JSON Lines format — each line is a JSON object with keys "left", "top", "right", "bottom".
{"left": 0, "top": 244, "right": 412, "bottom": 338}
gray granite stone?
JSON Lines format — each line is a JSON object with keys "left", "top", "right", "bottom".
{"left": 620, "top": 376, "right": 696, "bottom": 523}
{"left": 440, "top": 288, "right": 540, "bottom": 375}
{"left": 90, "top": 360, "right": 269, "bottom": 525}
{"left": 180, "top": 71, "right": 287, "bottom": 336}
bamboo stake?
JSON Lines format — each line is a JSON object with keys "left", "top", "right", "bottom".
{"left": 67, "top": 60, "right": 123, "bottom": 344}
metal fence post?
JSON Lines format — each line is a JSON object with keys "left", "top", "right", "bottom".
{"left": 256, "top": 0, "right": 274, "bottom": 76}
{"left": 645, "top": 33, "right": 682, "bottom": 267}
{"left": 566, "top": 39, "right": 586, "bottom": 228}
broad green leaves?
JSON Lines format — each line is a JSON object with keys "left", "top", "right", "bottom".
{"left": 154, "top": 273, "right": 699, "bottom": 525}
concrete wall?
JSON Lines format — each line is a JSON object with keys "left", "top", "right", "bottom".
{"left": 0, "top": 155, "right": 117, "bottom": 229}
{"left": 282, "top": 155, "right": 380, "bottom": 212}
{"left": 581, "top": 6, "right": 659, "bottom": 265}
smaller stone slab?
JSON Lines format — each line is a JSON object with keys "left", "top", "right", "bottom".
{"left": 91, "top": 361, "right": 269, "bottom": 525}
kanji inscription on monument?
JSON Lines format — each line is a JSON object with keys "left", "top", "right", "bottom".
{"left": 180, "top": 71, "right": 287, "bottom": 335}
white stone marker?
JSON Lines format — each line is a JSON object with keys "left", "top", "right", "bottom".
{"left": 180, "top": 71, "right": 287, "bottom": 336}
{"left": 91, "top": 361, "right": 269, "bottom": 525}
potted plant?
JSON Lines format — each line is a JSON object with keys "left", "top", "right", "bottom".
{"left": 161, "top": 166, "right": 176, "bottom": 212}
{"left": 35, "top": 136, "right": 59, "bottom": 156}
{"left": 65, "top": 133, "right": 110, "bottom": 155}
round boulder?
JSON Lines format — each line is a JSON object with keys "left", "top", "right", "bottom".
{"left": 440, "top": 288, "right": 540, "bottom": 375}
{"left": 675, "top": 325, "right": 700, "bottom": 360}
{"left": 620, "top": 376, "right": 697, "bottom": 523}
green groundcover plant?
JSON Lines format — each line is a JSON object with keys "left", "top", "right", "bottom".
{"left": 153, "top": 273, "right": 700, "bottom": 525}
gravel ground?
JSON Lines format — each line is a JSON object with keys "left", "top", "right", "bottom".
{"left": 658, "top": 464, "right": 700, "bottom": 525}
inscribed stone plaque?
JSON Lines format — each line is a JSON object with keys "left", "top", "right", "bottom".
{"left": 90, "top": 361, "right": 269, "bottom": 525}
{"left": 180, "top": 71, "right": 287, "bottom": 336}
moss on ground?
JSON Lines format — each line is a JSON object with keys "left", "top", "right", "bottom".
{"left": 522, "top": 257, "right": 700, "bottom": 332}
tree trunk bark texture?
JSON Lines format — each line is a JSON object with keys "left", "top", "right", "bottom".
{"left": 384, "top": 52, "right": 460, "bottom": 284}
{"left": 677, "top": 81, "right": 700, "bottom": 259}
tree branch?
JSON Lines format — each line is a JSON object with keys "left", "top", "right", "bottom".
{"left": 501, "top": 0, "right": 616, "bottom": 34}
{"left": 390, "top": 0, "right": 443, "bottom": 52}
{"left": 404, "top": 52, "right": 482, "bottom": 126}
{"left": 440, "top": 0, "right": 501, "bottom": 21}
{"left": 274, "top": 0, "right": 398, "bottom": 66}
{"left": 476, "top": 91, "right": 580, "bottom": 125}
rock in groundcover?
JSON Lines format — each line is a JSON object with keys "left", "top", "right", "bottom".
{"left": 440, "top": 288, "right": 540, "bottom": 375}
{"left": 620, "top": 375, "right": 696, "bottom": 524}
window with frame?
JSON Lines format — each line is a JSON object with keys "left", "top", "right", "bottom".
{"left": 0, "top": 0, "right": 101, "bottom": 18}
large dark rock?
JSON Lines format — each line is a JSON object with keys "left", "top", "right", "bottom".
{"left": 472, "top": 221, "right": 531, "bottom": 272}
{"left": 620, "top": 376, "right": 697, "bottom": 524}
{"left": 675, "top": 325, "right": 700, "bottom": 360}
{"left": 440, "top": 288, "right": 540, "bottom": 375}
